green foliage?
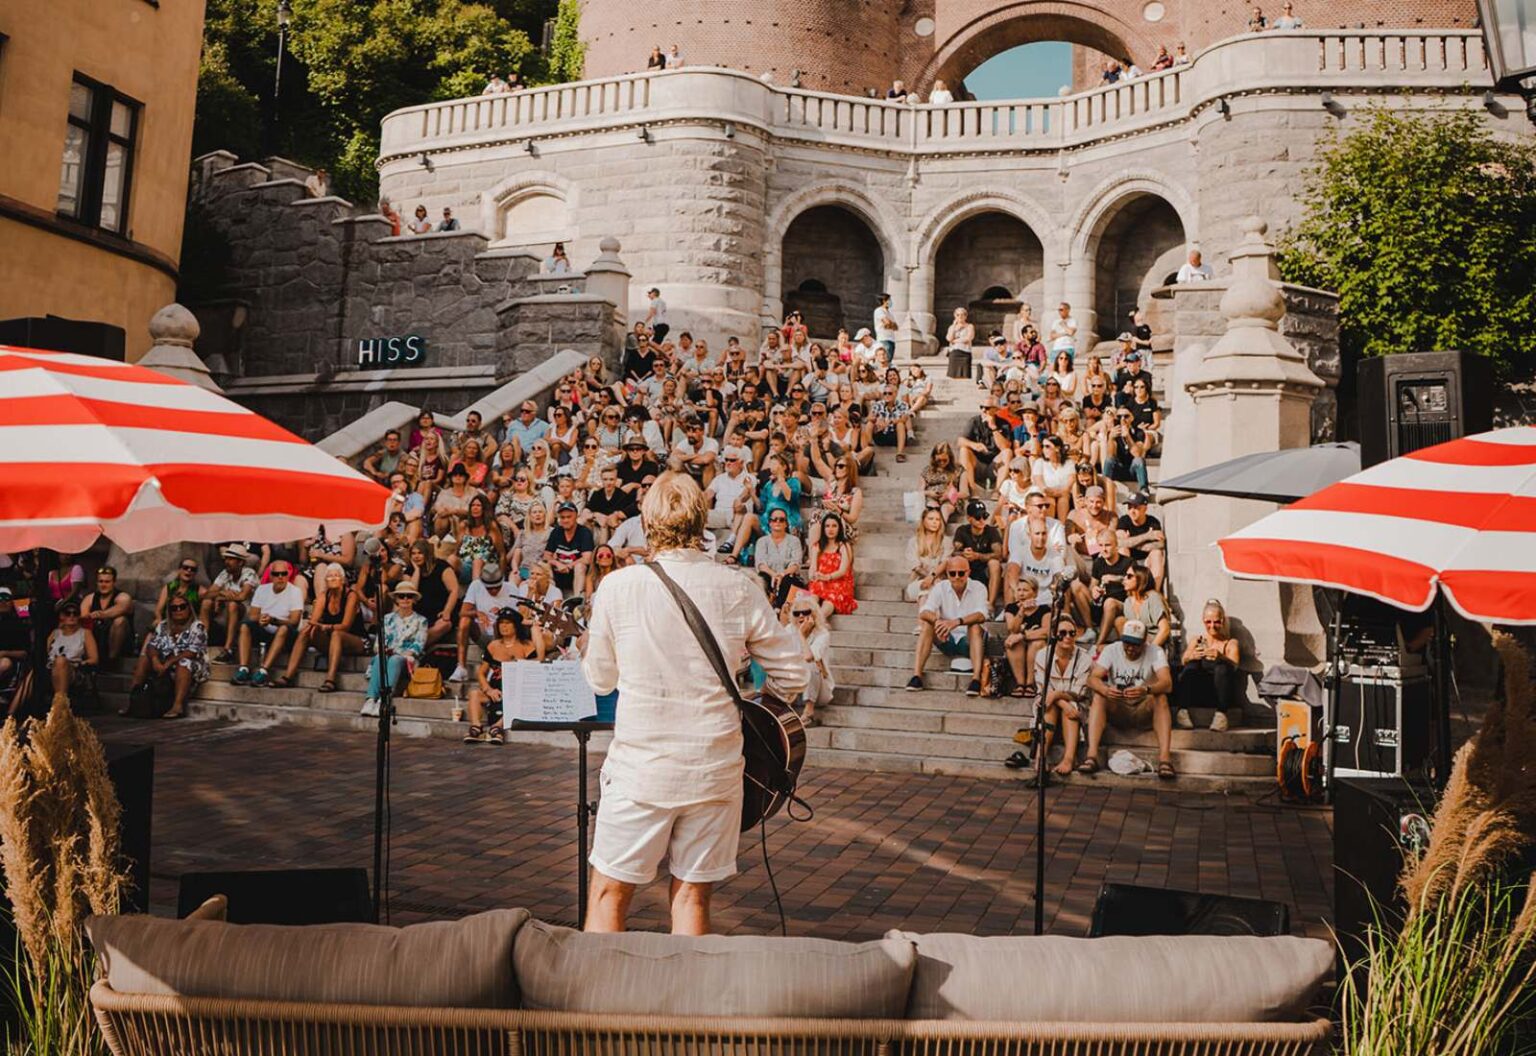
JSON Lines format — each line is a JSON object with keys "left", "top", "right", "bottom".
{"left": 1338, "top": 870, "right": 1536, "bottom": 1056}
{"left": 194, "top": 0, "right": 542, "bottom": 203}
{"left": 546, "top": 0, "right": 585, "bottom": 83}
{"left": 1277, "top": 107, "right": 1536, "bottom": 382}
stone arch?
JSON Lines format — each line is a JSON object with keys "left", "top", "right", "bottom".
{"left": 481, "top": 170, "right": 578, "bottom": 246}
{"left": 780, "top": 206, "right": 886, "bottom": 339}
{"left": 914, "top": 188, "right": 1060, "bottom": 267}
{"left": 1067, "top": 170, "right": 1197, "bottom": 260}
{"left": 763, "top": 182, "right": 908, "bottom": 331}
{"left": 919, "top": 1, "right": 1148, "bottom": 95}
{"left": 1068, "top": 173, "right": 1195, "bottom": 342}
{"left": 765, "top": 181, "right": 907, "bottom": 274}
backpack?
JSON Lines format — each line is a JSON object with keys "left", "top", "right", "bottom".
{"left": 404, "top": 666, "right": 443, "bottom": 699}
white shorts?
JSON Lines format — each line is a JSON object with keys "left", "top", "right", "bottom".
{"left": 589, "top": 772, "right": 742, "bottom": 885}
{"left": 706, "top": 506, "right": 735, "bottom": 531}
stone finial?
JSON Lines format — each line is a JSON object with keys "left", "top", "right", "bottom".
{"left": 598, "top": 236, "right": 622, "bottom": 257}
{"left": 137, "top": 303, "right": 222, "bottom": 392}
{"left": 1218, "top": 215, "right": 1285, "bottom": 332}
{"left": 148, "top": 303, "right": 200, "bottom": 348}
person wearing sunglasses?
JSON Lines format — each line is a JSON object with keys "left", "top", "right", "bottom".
{"left": 910, "top": 556, "right": 989, "bottom": 697}
{"left": 233, "top": 561, "right": 303, "bottom": 687}
{"left": 154, "top": 558, "right": 203, "bottom": 624}
{"left": 785, "top": 598, "right": 832, "bottom": 726}
{"left": 126, "top": 595, "right": 208, "bottom": 720}
{"left": 1004, "top": 610, "right": 1093, "bottom": 777}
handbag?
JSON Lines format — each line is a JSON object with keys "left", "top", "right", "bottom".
{"left": 644, "top": 561, "right": 809, "bottom": 830}
{"left": 404, "top": 665, "right": 443, "bottom": 699}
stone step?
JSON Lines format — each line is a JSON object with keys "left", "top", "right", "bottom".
{"left": 807, "top": 727, "right": 1274, "bottom": 776}
{"left": 803, "top": 748, "right": 1270, "bottom": 793}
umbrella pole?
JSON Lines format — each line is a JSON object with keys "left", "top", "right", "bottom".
{"left": 1432, "top": 595, "right": 1452, "bottom": 788}
{"left": 370, "top": 553, "right": 392, "bottom": 924}
{"left": 1322, "top": 590, "right": 1342, "bottom": 800}
{"left": 28, "top": 548, "right": 59, "bottom": 720}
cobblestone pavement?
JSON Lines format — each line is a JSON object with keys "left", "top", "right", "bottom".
{"left": 94, "top": 716, "right": 1334, "bottom": 938}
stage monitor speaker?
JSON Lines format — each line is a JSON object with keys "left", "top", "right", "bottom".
{"left": 1088, "top": 883, "right": 1290, "bottom": 938}
{"left": 178, "top": 868, "right": 372, "bottom": 925}
{"left": 105, "top": 743, "right": 155, "bottom": 915}
{"left": 1333, "top": 777, "right": 1435, "bottom": 968}
{"left": 1356, "top": 350, "right": 1493, "bottom": 469}
{"left": 0, "top": 315, "right": 126, "bottom": 361}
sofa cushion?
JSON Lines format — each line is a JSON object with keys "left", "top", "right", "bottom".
{"left": 87, "top": 908, "right": 529, "bottom": 1008}
{"left": 890, "top": 932, "right": 1331, "bottom": 1022}
{"left": 515, "top": 920, "right": 916, "bottom": 1017}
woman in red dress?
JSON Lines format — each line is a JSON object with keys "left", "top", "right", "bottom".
{"left": 808, "top": 512, "right": 857, "bottom": 618}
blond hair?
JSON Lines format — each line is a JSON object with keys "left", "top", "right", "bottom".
{"left": 642, "top": 471, "right": 707, "bottom": 552}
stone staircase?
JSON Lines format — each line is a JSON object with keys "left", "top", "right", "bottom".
{"left": 804, "top": 355, "right": 1275, "bottom": 792}
{"left": 92, "top": 351, "right": 1275, "bottom": 791}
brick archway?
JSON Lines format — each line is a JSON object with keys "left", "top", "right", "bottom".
{"left": 918, "top": 1, "right": 1152, "bottom": 95}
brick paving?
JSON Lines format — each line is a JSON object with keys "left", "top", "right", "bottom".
{"left": 93, "top": 716, "right": 1334, "bottom": 939}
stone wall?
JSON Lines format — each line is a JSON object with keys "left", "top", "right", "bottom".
{"left": 185, "top": 152, "right": 626, "bottom": 439}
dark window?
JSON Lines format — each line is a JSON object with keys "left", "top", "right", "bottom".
{"left": 980, "top": 285, "right": 1014, "bottom": 301}
{"left": 57, "top": 74, "right": 140, "bottom": 235}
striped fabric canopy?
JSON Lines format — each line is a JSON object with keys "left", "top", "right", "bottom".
{"left": 1219, "top": 426, "right": 1536, "bottom": 625}
{"left": 0, "top": 346, "right": 391, "bottom": 554}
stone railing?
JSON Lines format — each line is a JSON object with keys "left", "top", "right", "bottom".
{"left": 379, "top": 29, "right": 1489, "bottom": 161}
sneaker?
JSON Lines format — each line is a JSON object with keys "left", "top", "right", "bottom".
{"left": 360, "top": 698, "right": 381, "bottom": 717}
{"left": 965, "top": 679, "right": 982, "bottom": 697}
{"left": 906, "top": 675, "right": 924, "bottom": 692}
{"left": 1209, "top": 710, "right": 1230, "bottom": 732}
{"left": 448, "top": 664, "right": 469, "bottom": 683}
{"left": 251, "top": 668, "right": 269, "bottom": 687}
{"left": 232, "top": 666, "right": 251, "bottom": 685}
{"left": 1175, "top": 708, "right": 1194, "bottom": 730}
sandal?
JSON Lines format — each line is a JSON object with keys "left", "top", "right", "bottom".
{"left": 271, "top": 675, "right": 292, "bottom": 689}
{"left": 1157, "top": 761, "right": 1177, "bottom": 781}
{"left": 463, "top": 725, "right": 485, "bottom": 745}
{"left": 1076, "top": 757, "right": 1101, "bottom": 776}
{"left": 318, "top": 680, "right": 336, "bottom": 693}
{"left": 1003, "top": 750, "right": 1030, "bottom": 770}
{"left": 161, "top": 709, "right": 185, "bottom": 720}
{"left": 488, "top": 726, "right": 505, "bottom": 745}
{"left": 1010, "top": 685, "right": 1028, "bottom": 698}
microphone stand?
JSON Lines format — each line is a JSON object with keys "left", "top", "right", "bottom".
{"left": 1033, "top": 569, "right": 1071, "bottom": 936}
{"left": 368, "top": 545, "right": 394, "bottom": 923}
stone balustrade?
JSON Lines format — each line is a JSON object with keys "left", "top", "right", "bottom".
{"left": 379, "top": 30, "right": 1488, "bottom": 163}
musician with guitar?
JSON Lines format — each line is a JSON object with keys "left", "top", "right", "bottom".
{"left": 580, "top": 472, "right": 809, "bottom": 936}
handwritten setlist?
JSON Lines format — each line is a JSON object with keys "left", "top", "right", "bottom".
{"left": 504, "top": 660, "right": 598, "bottom": 725}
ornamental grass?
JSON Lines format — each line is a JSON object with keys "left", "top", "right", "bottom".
{"left": 0, "top": 694, "right": 128, "bottom": 1056}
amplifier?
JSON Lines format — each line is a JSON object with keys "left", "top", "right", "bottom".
{"left": 1333, "top": 675, "right": 1431, "bottom": 779}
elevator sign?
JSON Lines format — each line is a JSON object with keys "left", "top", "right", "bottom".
{"left": 357, "top": 335, "right": 427, "bottom": 367}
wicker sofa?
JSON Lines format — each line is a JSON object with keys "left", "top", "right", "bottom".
{"left": 87, "top": 906, "right": 1334, "bottom": 1056}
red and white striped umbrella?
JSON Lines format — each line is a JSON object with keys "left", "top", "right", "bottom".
{"left": 1218, "top": 426, "right": 1536, "bottom": 625}
{"left": 0, "top": 345, "right": 391, "bottom": 554}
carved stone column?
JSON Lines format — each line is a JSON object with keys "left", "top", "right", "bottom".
{"left": 136, "top": 304, "right": 222, "bottom": 392}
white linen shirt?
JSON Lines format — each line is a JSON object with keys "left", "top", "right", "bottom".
{"left": 581, "top": 548, "right": 808, "bottom": 807}
{"left": 919, "top": 577, "right": 989, "bottom": 623}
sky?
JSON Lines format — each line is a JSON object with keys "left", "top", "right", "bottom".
{"left": 964, "top": 41, "right": 1074, "bottom": 100}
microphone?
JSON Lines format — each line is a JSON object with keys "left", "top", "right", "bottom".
{"left": 362, "top": 536, "right": 384, "bottom": 557}
{"left": 1051, "top": 567, "right": 1077, "bottom": 590}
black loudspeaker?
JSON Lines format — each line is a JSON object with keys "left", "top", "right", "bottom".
{"left": 105, "top": 744, "right": 155, "bottom": 915}
{"left": 1356, "top": 351, "right": 1494, "bottom": 468}
{"left": 1332, "top": 777, "right": 1436, "bottom": 967}
{"left": 177, "top": 868, "right": 373, "bottom": 924}
{"left": 1088, "top": 883, "right": 1291, "bottom": 938}
{"left": 0, "top": 315, "right": 126, "bottom": 361}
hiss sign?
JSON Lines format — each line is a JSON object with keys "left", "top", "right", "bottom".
{"left": 357, "top": 335, "right": 427, "bottom": 367}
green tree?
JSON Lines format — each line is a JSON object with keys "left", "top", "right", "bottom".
{"left": 546, "top": 0, "right": 585, "bottom": 83}
{"left": 1277, "top": 107, "right": 1536, "bottom": 382}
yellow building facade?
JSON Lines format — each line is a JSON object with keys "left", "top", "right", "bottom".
{"left": 0, "top": 0, "right": 206, "bottom": 361}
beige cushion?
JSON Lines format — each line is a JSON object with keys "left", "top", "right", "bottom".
{"left": 87, "top": 908, "right": 529, "bottom": 1008}
{"left": 890, "top": 932, "right": 1332, "bottom": 1022}
{"left": 515, "top": 920, "right": 916, "bottom": 1017}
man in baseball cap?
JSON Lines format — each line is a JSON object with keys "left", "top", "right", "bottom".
{"left": 453, "top": 562, "right": 519, "bottom": 683}
{"left": 1082, "top": 618, "right": 1175, "bottom": 780}
{"left": 952, "top": 499, "right": 1004, "bottom": 609}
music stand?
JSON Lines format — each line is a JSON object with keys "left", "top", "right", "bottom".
{"left": 508, "top": 717, "right": 613, "bottom": 927}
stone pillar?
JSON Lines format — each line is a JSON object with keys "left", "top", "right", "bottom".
{"left": 1058, "top": 256, "right": 1095, "bottom": 350}
{"left": 583, "top": 236, "right": 633, "bottom": 371}
{"left": 1170, "top": 216, "right": 1326, "bottom": 673}
{"left": 136, "top": 304, "right": 222, "bottom": 392}
{"left": 904, "top": 264, "right": 937, "bottom": 357}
